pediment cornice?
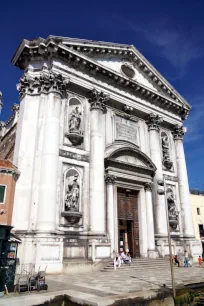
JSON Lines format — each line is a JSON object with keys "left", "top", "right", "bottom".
{"left": 11, "top": 37, "right": 190, "bottom": 120}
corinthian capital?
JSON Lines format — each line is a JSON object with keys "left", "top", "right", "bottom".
{"left": 144, "top": 182, "right": 152, "bottom": 192}
{"left": 88, "top": 88, "right": 109, "bottom": 113}
{"left": 172, "top": 124, "right": 185, "bottom": 140}
{"left": 17, "top": 72, "right": 69, "bottom": 98}
{"left": 146, "top": 113, "right": 163, "bottom": 132}
{"left": 105, "top": 174, "right": 116, "bottom": 185}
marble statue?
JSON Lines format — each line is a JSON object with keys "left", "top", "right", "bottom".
{"left": 161, "top": 135, "right": 173, "bottom": 170}
{"left": 167, "top": 192, "right": 179, "bottom": 230}
{"left": 69, "top": 106, "right": 81, "bottom": 133}
{"left": 65, "top": 174, "right": 80, "bottom": 211}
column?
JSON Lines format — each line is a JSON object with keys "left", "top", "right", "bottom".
{"left": 105, "top": 174, "right": 115, "bottom": 254}
{"left": 12, "top": 75, "right": 41, "bottom": 230}
{"left": 144, "top": 183, "right": 156, "bottom": 251}
{"left": 173, "top": 125, "right": 194, "bottom": 237}
{"left": 146, "top": 113, "right": 167, "bottom": 236}
{"left": 89, "top": 89, "right": 109, "bottom": 233}
{"left": 36, "top": 74, "right": 69, "bottom": 231}
{"left": 138, "top": 187, "right": 148, "bottom": 257}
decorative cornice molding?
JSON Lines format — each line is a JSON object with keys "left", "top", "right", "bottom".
{"left": 123, "top": 105, "right": 133, "bottom": 113}
{"left": 17, "top": 72, "right": 69, "bottom": 98}
{"left": 11, "top": 104, "right": 20, "bottom": 113}
{"left": 172, "top": 124, "right": 185, "bottom": 140}
{"left": 144, "top": 182, "right": 152, "bottom": 192}
{"left": 0, "top": 168, "right": 20, "bottom": 181}
{"left": 88, "top": 88, "right": 109, "bottom": 113}
{"left": 146, "top": 113, "right": 163, "bottom": 132}
{"left": 105, "top": 174, "right": 116, "bottom": 185}
{"left": 12, "top": 37, "right": 190, "bottom": 121}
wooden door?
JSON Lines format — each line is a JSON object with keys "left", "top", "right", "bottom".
{"left": 117, "top": 189, "right": 139, "bottom": 257}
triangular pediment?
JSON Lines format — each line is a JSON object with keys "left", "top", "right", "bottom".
{"left": 88, "top": 56, "right": 159, "bottom": 92}
{"left": 52, "top": 36, "right": 188, "bottom": 105}
{"left": 11, "top": 36, "right": 191, "bottom": 118}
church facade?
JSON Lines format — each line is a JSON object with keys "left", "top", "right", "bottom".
{"left": 9, "top": 36, "right": 201, "bottom": 272}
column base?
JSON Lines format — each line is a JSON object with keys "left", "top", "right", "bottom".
{"left": 148, "top": 250, "right": 159, "bottom": 259}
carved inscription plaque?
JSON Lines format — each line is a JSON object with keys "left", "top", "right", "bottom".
{"left": 116, "top": 116, "right": 137, "bottom": 144}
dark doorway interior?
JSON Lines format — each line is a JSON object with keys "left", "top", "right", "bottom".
{"left": 117, "top": 188, "right": 139, "bottom": 257}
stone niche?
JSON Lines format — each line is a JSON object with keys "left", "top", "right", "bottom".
{"left": 65, "top": 97, "right": 84, "bottom": 146}
{"left": 61, "top": 167, "right": 82, "bottom": 227}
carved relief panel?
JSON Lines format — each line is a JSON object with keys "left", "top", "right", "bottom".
{"left": 64, "top": 96, "right": 84, "bottom": 146}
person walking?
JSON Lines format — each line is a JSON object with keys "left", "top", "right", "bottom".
{"left": 198, "top": 256, "right": 203, "bottom": 268}
{"left": 174, "top": 255, "right": 180, "bottom": 267}
{"left": 184, "top": 250, "right": 189, "bottom": 268}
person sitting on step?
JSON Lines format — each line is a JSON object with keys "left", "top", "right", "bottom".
{"left": 120, "top": 251, "right": 126, "bottom": 264}
{"left": 113, "top": 256, "right": 121, "bottom": 270}
{"left": 124, "top": 252, "right": 131, "bottom": 265}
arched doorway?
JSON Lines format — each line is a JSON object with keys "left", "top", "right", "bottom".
{"left": 105, "top": 140, "right": 157, "bottom": 257}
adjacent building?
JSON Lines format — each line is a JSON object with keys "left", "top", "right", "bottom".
{"left": 0, "top": 94, "right": 20, "bottom": 226}
{"left": 191, "top": 192, "right": 204, "bottom": 253}
{"left": 1, "top": 36, "right": 201, "bottom": 273}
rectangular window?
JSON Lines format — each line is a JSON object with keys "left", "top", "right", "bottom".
{"left": 197, "top": 208, "right": 201, "bottom": 215}
{"left": 0, "top": 185, "right": 6, "bottom": 204}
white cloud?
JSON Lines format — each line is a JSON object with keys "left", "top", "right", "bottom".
{"left": 129, "top": 23, "right": 204, "bottom": 70}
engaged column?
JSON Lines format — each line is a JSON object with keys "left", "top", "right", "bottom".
{"left": 89, "top": 89, "right": 109, "bottom": 233}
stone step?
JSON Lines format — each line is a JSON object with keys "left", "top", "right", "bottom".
{"left": 101, "top": 258, "right": 173, "bottom": 273}
{"left": 105, "top": 262, "right": 169, "bottom": 267}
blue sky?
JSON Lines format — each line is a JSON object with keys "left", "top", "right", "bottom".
{"left": 0, "top": 0, "right": 204, "bottom": 189}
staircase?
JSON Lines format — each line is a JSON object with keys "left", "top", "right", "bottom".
{"left": 102, "top": 257, "right": 170, "bottom": 272}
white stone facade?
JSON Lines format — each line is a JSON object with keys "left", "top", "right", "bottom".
{"left": 10, "top": 36, "right": 201, "bottom": 273}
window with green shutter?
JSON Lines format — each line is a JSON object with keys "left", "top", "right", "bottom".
{"left": 0, "top": 185, "right": 6, "bottom": 204}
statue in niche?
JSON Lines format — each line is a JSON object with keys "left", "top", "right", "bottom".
{"left": 167, "top": 191, "right": 179, "bottom": 231}
{"left": 64, "top": 174, "right": 80, "bottom": 212}
{"left": 69, "top": 106, "right": 82, "bottom": 133}
{"left": 161, "top": 135, "right": 173, "bottom": 170}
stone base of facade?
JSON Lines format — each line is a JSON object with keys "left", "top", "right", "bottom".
{"left": 14, "top": 231, "right": 64, "bottom": 274}
{"left": 148, "top": 250, "right": 159, "bottom": 258}
{"left": 15, "top": 230, "right": 202, "bottom": 274}
{"left": 155, "top": 236, "right": 202, "bottom": 262}
{"left": 15, "top": 231, "right": 112, "bottom": 273}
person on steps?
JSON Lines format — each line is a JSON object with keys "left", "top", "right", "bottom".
{"left": 113, "top": 256, "right": 121, "bottom": 270}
